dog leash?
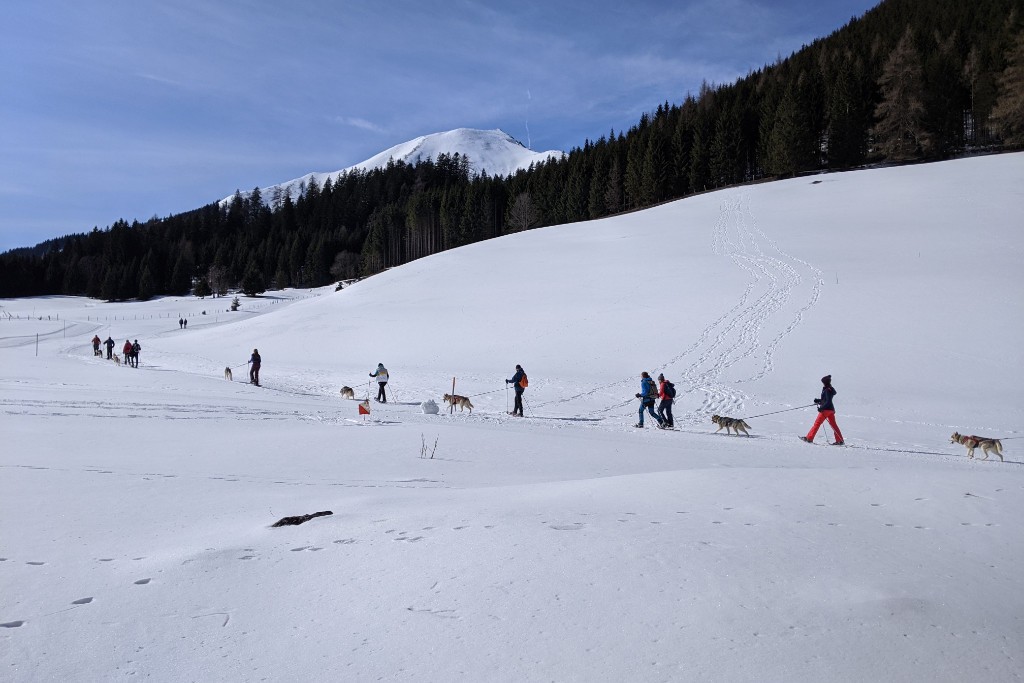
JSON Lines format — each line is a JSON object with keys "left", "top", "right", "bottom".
{"left": 741, "top": 404, "right": 815, "bottom": 420}
{"left": 466, "top": 387, "right": 505, "bottom": 398}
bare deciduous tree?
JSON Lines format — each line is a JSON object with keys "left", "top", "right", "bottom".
{"left": 506, "top": 192, "right": 538, "bottom": 233}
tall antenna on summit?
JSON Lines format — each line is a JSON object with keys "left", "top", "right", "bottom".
{"left": 525, "top": 89, "right": 532, "bottom": 149}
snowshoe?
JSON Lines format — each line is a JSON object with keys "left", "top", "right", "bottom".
{"left": 634, "top": 423, "right": 644, "bottom": 428}
{"left": 799, "top": 436, "right": 812, "bottom": 443}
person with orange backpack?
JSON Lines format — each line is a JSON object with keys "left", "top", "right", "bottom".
{"left": 506, "top": 364, "right": 527, "bottom": 416}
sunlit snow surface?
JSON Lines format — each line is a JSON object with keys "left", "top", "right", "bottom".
{"left": 3, "top": 154, "right": 1023, "bottom": 681}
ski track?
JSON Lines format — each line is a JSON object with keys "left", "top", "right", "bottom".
{"left": 538, "top": 193, "right": 824, "bottom": 425}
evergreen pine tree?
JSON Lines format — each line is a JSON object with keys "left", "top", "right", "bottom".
{"left": 240, "top": 262, "right": 266, "bottom": 296}
{"left": 137, "top": 267, "right": 154, "bottom": 301}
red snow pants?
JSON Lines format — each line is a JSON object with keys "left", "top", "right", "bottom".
{"left": 806, "top": 409, "right": 843, "bottom": 442}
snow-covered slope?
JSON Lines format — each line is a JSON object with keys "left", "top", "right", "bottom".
{"left": 2, "top": 154, "right": 1023, "bottom": 682}
{"left": 221, "top": 128, "right": 563, "bottom": 206}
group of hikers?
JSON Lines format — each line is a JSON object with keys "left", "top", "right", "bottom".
{"left": 634, "top": 370, "right": 844, "bottom": 444}
{"left": 178, "top": 318, "right": 189, "bottom": 329}
{"left": 90, "top": 332, "right": 839, "bottom": 441}
{"left": 91, "top": 335, "right": 141, "bottom": 368}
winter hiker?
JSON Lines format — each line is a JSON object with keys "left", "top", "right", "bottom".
{"left": 91, "top": 335, "right": 101, "bottom": 356}
{"left": 178, "top": 318, "right": 183, "bottom": 329}
{"left": 635, "top": 371, "right": 665, "bottom": 428}
{"left": 506, "top": 364, "right": 527, "bottom": 417}
{"left": 248, "top": 349, "right": 261, "bottom": 386}
{"left": 183, "top": 318, "right": 187, "bottom": 329}
{"left": 657, "top": 373, "right": 676, "bottom": 428}
{"left": 122, "top": 339, "right": 133, "bottom": 366}
{"left": 369, "top": 363, "right": 389, "bottom": 402}
{"left": 131, "top": 340, "right": 141, "bottom": 368}
{"left": 104, "top": 336, "right": 115, "bottom": 359}
{"left": 801, "top": 374, "right": 844, "bottom": 445}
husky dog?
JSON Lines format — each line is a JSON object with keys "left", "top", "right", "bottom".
{"left": 224, "top": 367, "right": 233, "bottom": 381}
{"left": 112, "top": 353, "right": 121, "bottom": 366}
{"left": 712, "top": 414, "right": 751, "bottom": 436}
{"left": 950, "top": 432, "right": 1004, "bottom": 462}
{"left": 443, "top": 393, "right": 474, "bottom": 414}
{"left": 339, "top": 386, "right": 355, "bottom": 399}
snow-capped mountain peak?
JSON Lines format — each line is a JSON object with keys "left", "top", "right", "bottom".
{"left": 222, "top": 128, "right": 563, "bottom": 206}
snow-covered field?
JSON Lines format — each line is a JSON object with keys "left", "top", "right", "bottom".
{"left": 2, "top": 154, "right": 1023, "bottom": 681}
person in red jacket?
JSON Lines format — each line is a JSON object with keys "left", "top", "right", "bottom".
{"left": 656, "top": 374, "right": 676, "bottom": 428}
{"left": 801, "top": 374, "right": 844, "bottom": 445}
{"left": 122, "top": 339, "right": 132, "bottom": 366}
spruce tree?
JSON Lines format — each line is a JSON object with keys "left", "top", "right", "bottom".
{"left": 137, "top": 267, "right": 154, "bottom": 301}
{"left": 240, "top": 262, "right": 266, "bottom": 296}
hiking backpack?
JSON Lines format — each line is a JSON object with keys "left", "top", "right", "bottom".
{"left": 664, "top": 381, "right": 676, "bottom": 399}
{"left": 519, "top": 373, "right": 528, "bottom": 389}
{"left": 644, "top": 379, "right": 658, "bottom": 399}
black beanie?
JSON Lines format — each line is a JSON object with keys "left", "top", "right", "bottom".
{"left": 821, "top": 375, "right": 832, "bottom": 385}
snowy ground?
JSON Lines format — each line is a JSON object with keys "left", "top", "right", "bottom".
{"left": 2, "top": 154, "right": 1023, "bottom": 681}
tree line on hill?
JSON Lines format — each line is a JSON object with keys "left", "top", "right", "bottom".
{"left": 1, "top": 0, "right": 1022, "bottom": 300}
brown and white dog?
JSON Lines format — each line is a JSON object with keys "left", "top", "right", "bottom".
{"left": 339, "top": 386, "right": 355, "bottom": 400}
{"left": 224, "top": 367, "right": 233, "bottom": 381}
{"left": 112, "top": 353, "right": 121, "bottom": 367}
{"left": 950, "top": 432, "right": 1004, "bottom": 462}
{"left": 712, "top": 414, "right": 751, "bottom": 436}
{"left": 443, "top": 393, "right": 474, "bottom": 414}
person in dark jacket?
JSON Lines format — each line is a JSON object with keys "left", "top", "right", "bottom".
{"left": 635, "top": 371, "right": 665, "bottom": 428}
{"left": 801, "top": 374, "right": 844, "bottom": 444}
{"left": 656, "top": 373, "right": 675, "bottom": 428}
{"left": 506, "top": 364, "right": 527, "bottom": 416}
{"left": 104, "top": 336, "right": 115, "bottom": 359}
{"left": 248, "top": 349, "right": 261, "bottom": 386}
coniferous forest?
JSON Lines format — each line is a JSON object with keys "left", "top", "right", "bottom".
{"left": 2, "top": 0, "right": 1022, "bottom": 300}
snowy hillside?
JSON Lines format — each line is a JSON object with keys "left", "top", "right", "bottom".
{"left": 221, "top": 128, "right": 563, "bottom": 206}
{"left": 2, "top": 153, "right": 1023, "bottom": 681}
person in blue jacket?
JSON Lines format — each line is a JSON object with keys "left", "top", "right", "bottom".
{"left": 635, "top": 371, "right": 665, "bottom": 428}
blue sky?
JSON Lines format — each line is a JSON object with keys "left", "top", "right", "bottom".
{"left": 0, "top": 0, "right": 878, "bottom": 252}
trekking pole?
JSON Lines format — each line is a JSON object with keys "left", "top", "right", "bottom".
{"left": 506, "top": 383, "right": 509, "bottom": 414}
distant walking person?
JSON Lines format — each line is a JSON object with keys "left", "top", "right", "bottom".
{"left": 122, "top": 339, "right": 132, "bottom": 366}
{"left": 370, "top": 363, "right": 389, "bottom": 402}
{"left": 506, "top": 364, "right": 528, "bottom": 417}
{"left": 183, "top": 318, "right": 187, "bottom": 329}
{"left": 104, "top": 336, "right": 115, "bottom": 359}
{"left": 248, "top": 349, "right": 261, "bottom": 386}
{"left": 801, "top": 375, "right": 844, "bottom": 445}
{"left": 91, "top": 335, "right": 102, "bottom": 356}
{"left": 179, "top": 318, "right": 183, "bottom": 329}
{"left": 635, "top": 371, "right": 665, "bottom": 428}
{"left": 131, "top": 340, "right": 141, "bottom": 368}
{"left": 657, "top": 373, "right": 676, "bottom": 428}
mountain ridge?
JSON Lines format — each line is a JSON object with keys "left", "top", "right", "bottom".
{"left": 222, "top": 128, "right": 564, "bottom": 206}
